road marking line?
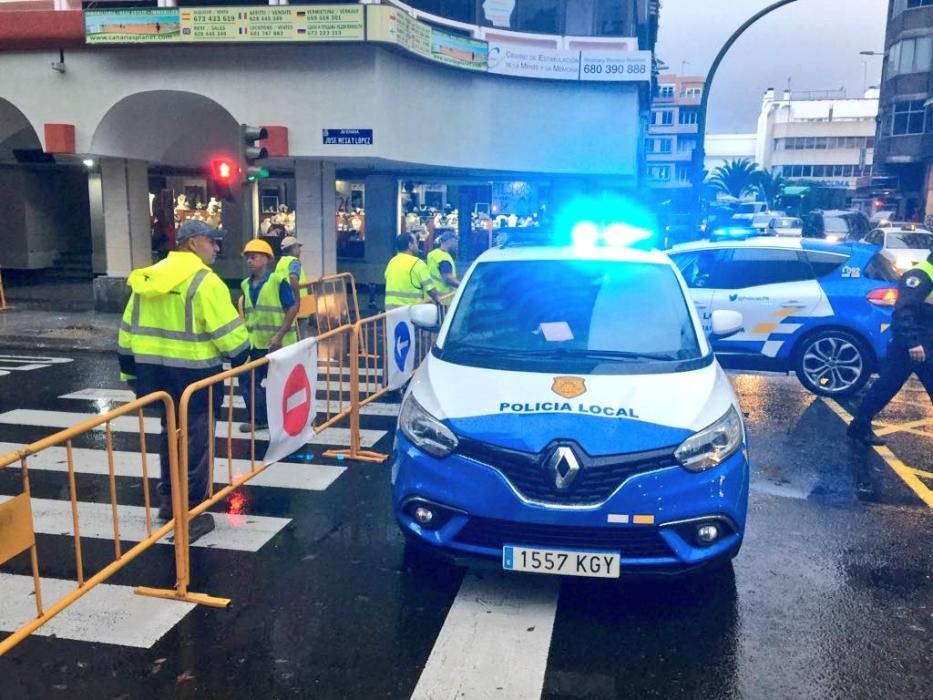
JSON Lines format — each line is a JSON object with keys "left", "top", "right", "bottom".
{"left": 0, "top": 496, "right": 291, "bottom": 552}
{"left": 0, "top": 573, "right": 195, "bottom": 648}
{"left": 411, "top": 570, "right": 559, "bottom": 700}
{"left": 0, "top": 442, "right": 345, "bottom": 492}
{"left": 874, "top": 418, "right": 933, "bottom": 437}
{"left": 0, "top": 410, "right": 386, "bottom": 449}
{"left": 59, "top": 389, "right": 399, "bottom": 417}
{"left": 822, "top": 398, "right": 933, "bottom": 508}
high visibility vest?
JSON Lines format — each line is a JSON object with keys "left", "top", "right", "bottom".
{"left": 384, "top": 252, "right": 435, "bottom": 308}
{"left": 427, "top": 248, "right": 456, "bottom": 298}
{"left": 276, "top": 255, "right": 313, "bottom": 319}
{"left": 118, "top": 251, "right": 249, "bottom": 381}
{"left": 915, "top": 260, "right": 933, "bottom": 303}
{"left": 240, "top": 273, "right": 299, "bottom": 350}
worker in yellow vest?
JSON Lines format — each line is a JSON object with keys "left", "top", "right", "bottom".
{"left": 276, "top": 235, "right": 312, "bottom": 326}
{"left": 384, "top": 232, "right": 441, "bottom": 310}
{"left": 426, "top": 231, "right": 460, "bottom": 301}
{"left": 118, "top": 219, "right": 250, "bottom": 541}
{"left": 239, "top": 238, "right": 299, "bottom": 432}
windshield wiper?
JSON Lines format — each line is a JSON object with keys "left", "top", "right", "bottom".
{"left": 522, "top": 348, "right": 680, "bottom": 362}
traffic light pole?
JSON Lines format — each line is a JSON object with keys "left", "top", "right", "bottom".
{"left": 692, "top": 0, "right": 800, "bottom": 214}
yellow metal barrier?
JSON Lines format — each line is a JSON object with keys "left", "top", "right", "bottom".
{"left": 0, "top": 266, "right": 9, "bottom": 311}
{"left": 305, "top": 272, "right": 362, "bottom": 335}
{"left": 0, "top": 392, "right": 188, "bottom": 656}
{"left": 175, "top": 324, "right": 355, "bottom": 607}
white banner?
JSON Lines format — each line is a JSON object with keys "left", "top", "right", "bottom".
{"left": 264, "top": 336, "right": 318, "bottom": 465}
{"left": 386, "top": 306, "right": 415, "bottom": 391}
{"left": 487, "top": 43, "right": 580, "bottom": 80}
{"left": 579, "top": 50, "right": 652, "bottom": 82}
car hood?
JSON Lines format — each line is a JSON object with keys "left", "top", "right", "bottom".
{"left": 407, "top": 355, "right": 737, "bottom": 456}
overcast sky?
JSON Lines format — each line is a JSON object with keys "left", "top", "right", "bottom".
{"left": 655, "top": 0, "right": 888, "bottom": 134}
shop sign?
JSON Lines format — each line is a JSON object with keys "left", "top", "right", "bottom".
{"left": 323, "top": 129, "right": 374, "bottom": 146}
{"left": 482, "top": 0, "right": 516, "bottom": 29}
{"left": 85, "top": 4, "right": 364, "bottom": 44}
{"left": 580, "top": 50, "right": 652, "bottom": 82}
{"left": 367, "top": 6, "right": 432, "bottom": 62}
{"left": 487, "top": 43, "right": 580, "bottom": 80}
{"left": 430, "top": 28, "right": 488, "bottom": 71}
{"left": 85, "top": 9, "right": 181, "bottom": 44}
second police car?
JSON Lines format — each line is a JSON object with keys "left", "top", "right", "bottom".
{"left": 666, "top": 237, "right": 899, "bottom": 396}
{"left": 392, "top": 224, "right": 750, "bottom": 578}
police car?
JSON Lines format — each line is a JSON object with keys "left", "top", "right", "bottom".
{"left": 392, "top": 227, "right": 750, "bottom": 578}
{"left": 666, "top": 237, "right": 899, "bottom": 396}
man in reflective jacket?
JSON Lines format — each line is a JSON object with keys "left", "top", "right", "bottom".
{"left": 239, "top": 238, "right": 299, "bottom": 432}
{"left": 426, "top": 231, "right": 460, "bottom": 301}
{"left": 118, "top": 220, "right": 250, "bottom": 540}
{"left": 384, "top": 232, "right": 440, "bottom": 309}
{"left": 849, "top": 253, "right": 933, "bottom": 445}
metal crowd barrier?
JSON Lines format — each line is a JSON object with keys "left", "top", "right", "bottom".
{"left": 306, "top": 272, "right": 362, "bottom": 335}
{"left": 175, "top": 323, "right": 355, "bottom": 607}
{"left": 0, "top": 267, "right": 9, "bottom": 311}
{"left": 0, "top": 392, "right": 187, "bottom": 656}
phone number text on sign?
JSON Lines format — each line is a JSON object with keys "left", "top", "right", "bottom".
{"left": 580, "top": 50, "right": 651, "bottom": 82}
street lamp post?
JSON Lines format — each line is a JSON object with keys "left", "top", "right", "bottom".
{"left": 692, "top": 0, "right": 801, "bottom": 218}
{"left": 859, "top": 50, "right": 884, "bottom": 92}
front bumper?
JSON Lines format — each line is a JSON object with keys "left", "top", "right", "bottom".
{"left": 392, "top": 433, "right": 750, "bottom": 574}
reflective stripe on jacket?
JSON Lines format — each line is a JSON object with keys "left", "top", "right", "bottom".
{"left": 240, "top": 272, "right": 299, "bottom": 350}
{"left": 384, "top": 252, "right": 435, "bottom": 308}
{"left": 427, "top": 248, "right": 456, "bottom": 298}
{"left": 118, "top": 251, "right": 249, "bottom": 381}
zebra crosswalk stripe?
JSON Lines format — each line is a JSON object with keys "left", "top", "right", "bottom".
{"left": 0, "top": 495, "right": 291, "bottom": 552}
{"left": 0, "top": 442, "right": 346, "bottom": 492}
{"left": 0, "top": 410, "right": 387, "bottom": 448}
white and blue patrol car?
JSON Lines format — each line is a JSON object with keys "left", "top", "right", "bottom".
{"left": 391, "top": 237, "right": 750, "bottom": 578}
{"left": 667, "top": 237, "right": 899, "bottom": 395}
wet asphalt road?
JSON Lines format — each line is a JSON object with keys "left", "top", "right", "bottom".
{"left": 0, "top": 351, "right": 930, "bottom": 699}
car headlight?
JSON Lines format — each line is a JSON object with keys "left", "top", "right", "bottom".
{"left": 674, "top": 406, "right": 744, "bottom": 472}
{"left": 399, "top": 395, "right": 459, "bottom": 458}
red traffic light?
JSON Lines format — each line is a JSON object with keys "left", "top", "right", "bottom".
{"left": 211, "top": 159, "right": 235, "bottom": 182}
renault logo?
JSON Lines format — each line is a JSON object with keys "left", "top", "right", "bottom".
{"left": 545, "top": 446, "right": 581, "bottom": 492}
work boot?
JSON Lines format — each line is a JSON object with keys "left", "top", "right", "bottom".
{"left": 156, "top": 494, "right": 173, "bottom": 521}
{"left": 188, "top": 513, "right": 215, "bottom": 543}
{"left": 847, "top": 421, "right": 886, "bottom": 446}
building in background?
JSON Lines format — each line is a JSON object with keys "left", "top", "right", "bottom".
{"left": 646, "top": 74, "right": 704, "bottom": 199}
{"left": 756, "top": 88, "right": 878, "bottom": 192}
{"left": 704, "top": 133, "right": 757, "bottom": 173}
{"left": 874, "top": 0, "right": 933, "bottom": 221}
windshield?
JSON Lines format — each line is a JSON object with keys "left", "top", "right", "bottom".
{"left": 774, "top": 218, "right": 802, "bottom": 228}
{"left": 441, "top": 259, "right": 705, "bottom": 374}
{"left": 886, "top": 232, "right": 933, "bottom": 249}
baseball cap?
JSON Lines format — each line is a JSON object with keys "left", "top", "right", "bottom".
{"left": 177, "top": 220, "right": 224, "bottom": 241}
{"left": 280, "top": 236, "right": 302, "bottom": 249}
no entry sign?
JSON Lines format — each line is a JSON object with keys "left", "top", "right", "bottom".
{"left": 264, "top": 337, "right": 319, "bottom": 465}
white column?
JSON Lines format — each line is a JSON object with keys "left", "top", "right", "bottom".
{"left": 100, "top": 158, "right": 151, "bottom": 277}
{"left": 295, "top": 159, "right": 337, "bottom": 279}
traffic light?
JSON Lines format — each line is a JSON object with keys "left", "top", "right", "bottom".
{"left": 241, "top": 124, "right": 269, "bottom": 182}
{"left": 210, "top": 158, "right": 235, "bottom": 183}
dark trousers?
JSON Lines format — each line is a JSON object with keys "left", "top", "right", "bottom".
{"left": 158, "top": 410, "right": 211, "bottom": 507}
{"left": 853, "top": 337, "right": 933, "bottom": 425}
{"left": 239, "top": 348, "right": 270, "bottom": 426}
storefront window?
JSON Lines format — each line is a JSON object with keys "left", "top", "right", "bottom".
{"left": 336, "top": 180, "right": 365, "bottom": 259}
{"left": 407, "top": 0, "right": 476, "bottom": 23}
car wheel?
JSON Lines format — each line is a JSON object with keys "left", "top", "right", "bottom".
{"left": 793, "top": 329, "right": 872, "bottom": 397}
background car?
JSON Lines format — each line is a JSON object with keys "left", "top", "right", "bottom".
{"left": 862, "top": 226, "right": 933, "bottom": 274}
{"left": 667, "top": 237, "right": 898, "bottom": 396}
{"left": 750, "top": 212, "right": 783, "bottom": 234}
{"left": 802, "top": 209, "right": 871, "bottom": 242}
{"left": 767, "top": 216, "right": 804, "bottom": 237}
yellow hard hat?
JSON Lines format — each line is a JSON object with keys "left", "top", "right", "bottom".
{"left": 242, "top": 239, "right": 274, "bottom": 257}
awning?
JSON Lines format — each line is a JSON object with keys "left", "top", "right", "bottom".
{"left": 783, "top": 185, "right": 810, "bottom": 196}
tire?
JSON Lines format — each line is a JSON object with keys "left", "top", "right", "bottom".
{"left": 793, "top": 329, "right": 873, "bottom": 397}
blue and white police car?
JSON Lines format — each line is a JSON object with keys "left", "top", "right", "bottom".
{"left": 392, "top": 228, "right": 750, "bottom": 578}
{"left": 667, "top": 237, "right": 900, "bottom": 396}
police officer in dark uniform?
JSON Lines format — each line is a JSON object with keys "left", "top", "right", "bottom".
{"left": 848, "top": 250, "right": 933, "bottom": 445}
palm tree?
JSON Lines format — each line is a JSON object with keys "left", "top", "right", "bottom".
{"left": 750, "top": 170, "right": 785, "bottom": 210}
{"left": 707, "top": 159, "right": 759, "bottom": 199}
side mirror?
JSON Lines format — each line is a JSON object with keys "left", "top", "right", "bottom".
{"left": 710, "top": 309, "right": 743, "bottom": 339}
{"left": 410, "top": 303, "right": 440, "bottom": 330}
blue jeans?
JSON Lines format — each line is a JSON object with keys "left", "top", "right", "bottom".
{"left": 239, "top": 348, "right": 270, "bottom": 426}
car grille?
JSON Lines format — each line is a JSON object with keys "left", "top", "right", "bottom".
{"left": 455, "top": 438, "right": 679, "bottom": 505}
{"left": 456, "top": 517, "right": 673, "bottom": 558}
